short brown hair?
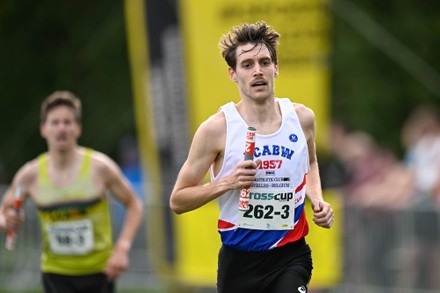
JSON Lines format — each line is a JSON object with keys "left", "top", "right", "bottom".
{"left": 40, "top": 90, "right": 82, "bottom": 123}
{"left": 219, "top": 21, "right": 280, "bottom": 71}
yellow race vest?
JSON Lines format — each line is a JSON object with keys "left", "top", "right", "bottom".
{"left": 36, "top": 148, "right": 112, "bottom": 275}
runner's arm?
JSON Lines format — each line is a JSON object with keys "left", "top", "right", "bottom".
{"left": 296, "top": 104, "right": 333, "bottom": 228}
{"left": 103, "top": 156, "right": 143, "bottom": 253}
{"left": 97, "top": 154, "right": 143, "bottom": 280}
{"left": 0, "top": 162, "right": 34, "bottom": 231}
{"left": 170, "top": 114, "right": 259, "bottom": 214}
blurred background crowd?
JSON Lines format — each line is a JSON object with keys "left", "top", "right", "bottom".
{"left": 320, "top": 105, "right": 440, "bottom": 291}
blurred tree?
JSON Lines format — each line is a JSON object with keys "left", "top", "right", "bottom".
{"left": 330, "top": 0, "right": 440, "bottom": 156}
{"left": 0, "top": 0, "right": 134, "bottom": 181}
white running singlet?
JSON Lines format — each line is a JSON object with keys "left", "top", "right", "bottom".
{"left": 210, "top": 98, "right": 310, "bottom": 251}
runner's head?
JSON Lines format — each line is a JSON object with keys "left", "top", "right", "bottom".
{"left": 41, "top": 91, "right": 82, "bottom": 124}
{"left": 40, "top": 91, "right": 82, "bottom": 150}
{"left": 219, "top": 21, "right": 280, "bottom": 71}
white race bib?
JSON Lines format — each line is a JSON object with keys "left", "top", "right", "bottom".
{"left": 47, "top": 219, "right": 94, "bottom": 255}
{"left": 237, "top": 190, "right": 295, "bottom": 230}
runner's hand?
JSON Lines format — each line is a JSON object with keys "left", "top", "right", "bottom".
{"left": 311, "top": 199, "right": 333, "bottom": 228}
{"left": 3, "top": 206, "right": 24, "bottom": 231}
{"left": 105, "top": 245, "right": 129, "bottom": 280}
{"left": 226, "top": 159, "right": 261, "bottom": 190}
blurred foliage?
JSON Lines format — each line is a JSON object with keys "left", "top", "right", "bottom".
{"left": 0, "top": 0, "right": 439, "bottom": 181}
{"left": 0, "top": 0, "right": 134, "bottom": 182}
{"left": 330, "top": 0, "right": 440, "bottom": 156}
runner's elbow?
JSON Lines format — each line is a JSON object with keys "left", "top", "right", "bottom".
{"left": 169, "top": 195, "right": 185, "bottom": 215}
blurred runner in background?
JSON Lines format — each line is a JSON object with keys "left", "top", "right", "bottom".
{"left": 0, "top": 90, "right": 143, "bottom": 293}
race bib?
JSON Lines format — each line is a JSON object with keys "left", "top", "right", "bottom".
{"left": 237, "top": 190, "right": 295, "bottom": 230}
{"left": 47, "top": 219, "right": 94, "bottom": 255}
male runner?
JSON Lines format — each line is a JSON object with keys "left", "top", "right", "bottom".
{"left": 0, "top": 91, "right": 143, "bottom": 293}
{"left": 169, "top": 21, "right": 334, "bottom": 293}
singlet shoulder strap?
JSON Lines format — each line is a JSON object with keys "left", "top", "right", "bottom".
{"left": 219, "top": 102, "right": 235, "bottom": 115}
{"left": 219, "top": 101, "right": 247, "bottom": 126}
{"left": 79, "top": 148, "right": 93, "bottom": 177}
{"left": 38, "top": 149, "right": 93, "bottom": 184}
{"left": 276, "top": 97, "right": 294, "bottom": 115}
{"left": 38, "top": 153, "right": 49, "bottom": 184}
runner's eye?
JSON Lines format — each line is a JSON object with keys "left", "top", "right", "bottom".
{"left": 261, "top": 59, "right": 271, "bottom": 66}
{"left": 242, "top": 62, "right": 253, "bottom": 69}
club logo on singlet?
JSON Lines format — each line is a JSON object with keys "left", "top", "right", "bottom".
{"left": 298, "top": 285, "right": 306, "bottom": 293}
{"left": 289, "top": 133, "right": 298, "bottom": 142}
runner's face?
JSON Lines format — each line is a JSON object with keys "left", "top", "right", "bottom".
{"left": 229, "top": 43, "right": 279, "bottom": 103}
{"left": 40, "top": 106, "right": 81, "bottom": 151}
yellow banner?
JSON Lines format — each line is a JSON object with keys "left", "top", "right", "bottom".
{"left": 180, "top": 0, "right": 330, "bottom": 147}
{"left": 124, "top": 0, "right": 172, "bottom": 279}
